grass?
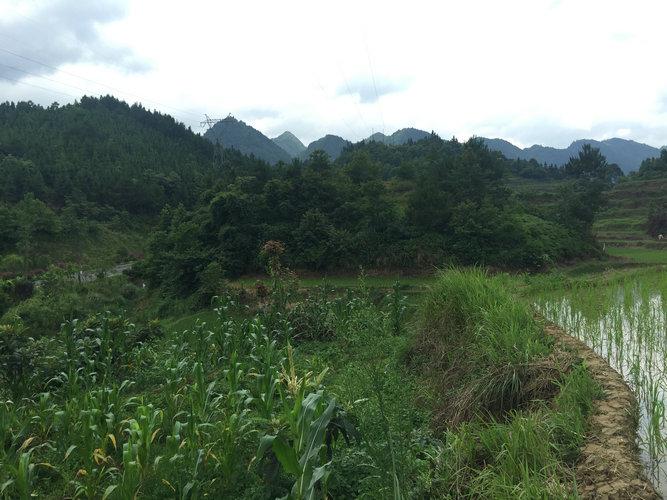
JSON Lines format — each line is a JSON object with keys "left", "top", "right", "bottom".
{"left": 233, "top": 274, "right": 437, "bottom": 289}
{"left": 161, "top": 309, "right": 219, "bottom": 333}
{"left": 1, "top": 224, "right": 148, "bottom": 277}
{"left": 606, "top": 246, "right": 667, "bottom": 264}
{"left": 409, "top": 268, "right": 599, "bottom": 496}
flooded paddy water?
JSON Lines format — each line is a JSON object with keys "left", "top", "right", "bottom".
{"left": 536, "top": 275, "right": 667, "bottom": 496}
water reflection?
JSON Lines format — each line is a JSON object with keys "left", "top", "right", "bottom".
{"left": 537, "top": 286, "right": 667, "bottom": 496}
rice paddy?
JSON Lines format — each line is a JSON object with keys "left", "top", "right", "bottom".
{"left": 534, "top": 269, "right": 667, "bottom": 496}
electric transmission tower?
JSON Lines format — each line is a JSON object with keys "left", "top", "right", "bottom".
{"left": 200, "top": 114, "right": 222, "bottom": 130}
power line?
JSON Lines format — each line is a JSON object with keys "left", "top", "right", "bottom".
{"left": 200, "top": 114, "right": 223, "bottom": 130}
{"left": 0, "top": 61, "right": 91, "bottom": 95}
{"left": 337, "top": 60, "right": 370, "bottom": 137}
{"left": 0, "top": 73, "right": 78, "bottom": 99}
{"left": 363, "top": 32, "right": 385, "bottom": 135}
{"left": 0, "top": 43, "right": 203, "bottom": 120}
{"left": 309, "top": 70, "right": 360, "bottom": 140}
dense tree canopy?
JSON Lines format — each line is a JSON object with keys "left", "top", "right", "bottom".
{"left": 142, "top": 137, "right": 596, "bottom": 297}
{"left": 0, "top": 96, "right": 221, "bottom": 213}
{"left": 635, "top": 149, "right": 667, "bottom": 178}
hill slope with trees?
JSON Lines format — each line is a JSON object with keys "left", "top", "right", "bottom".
{"left": 271, "top": 131, "right": 306, "bottom": 158}
{"left": 142, "top": 136, "right": 612, "bottom": 297}
{"left": 0, "top": 96, "right": 220, "bottom": 213}
{"left": 204, "top": 116, "right": 291, "bottom": 165}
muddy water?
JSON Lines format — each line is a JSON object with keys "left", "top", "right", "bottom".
{"left": 538, "top": 288, "right": 667, "bottom": 497}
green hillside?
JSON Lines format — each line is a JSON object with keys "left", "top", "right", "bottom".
{"left": 204, "top": 116, "right": 291, "bottom": 164}
{"left": 508, "top": 171, "right": 667, "bottom": 265}
{"left": 595, "top": 177, "right": 667, "bottom": 246}
{"left": 0, "top": 97, "right": 271, "bottom": 272}
{"left": 509, "top": 175, "right": 667, "bottom": 247}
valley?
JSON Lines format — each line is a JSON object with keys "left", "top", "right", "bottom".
{"left": 1, "top": 97, "right": 666, "bottom": 498}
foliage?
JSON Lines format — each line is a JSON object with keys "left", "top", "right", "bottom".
{"left": 635, "top": 149, "right": 667, "bottom": 179}
{"left": 142, "top": 137, "right": 600, "bottom": 297}
{"left": 408, "top": 269, "right": 600, "bottom": 496}
{"left": 554, "top": 145, "right": 618, "bottom": 244}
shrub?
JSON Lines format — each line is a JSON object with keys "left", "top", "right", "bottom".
{"left": 0, "top": 254, "right": 25, "bottom": 273}
{"left": 120, "top": 282, "right": 140, "bottom": 301}
{"left": 288, "top": 295, "right": 337, "bottom": 341}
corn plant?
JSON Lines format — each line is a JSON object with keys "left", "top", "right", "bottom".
{"left": 2, "top": 450, "right": 35, "bottom": 500}
{"left": 257, "top": 391, "right": 337, "bottom": 500}
{"left": 154, "top": 420, "right": 203, "bottom": 498}
{"left": 248, "top": 331, "right": 283, "bottom": 420}
{"left": 210, "top": 390, "right": 255, "bottom": 488}
{"left": 187, "top": 321, "right": 212, "bottom": 366}
{"left": 105, "top": 403, "right": 163, "bottom": 499}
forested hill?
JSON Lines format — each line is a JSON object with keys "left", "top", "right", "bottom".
{"left": 364, "top": 128, "right": 430, "bottom": 145}
{"left": 0, "top": 96, "right": 222, "bottom": 213}
{"left": 300, "top": 134, "right": 351, "bottom": 160}
{"left": 271, "top": 131, "right": 306, "bottom": 158}
{"left": 0, "top": 96, "right": 617, "bottom": 285}
{"left": 204, "top": 116, "right": 292, "bottom": 165}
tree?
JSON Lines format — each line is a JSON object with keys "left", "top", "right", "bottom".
{"left": 306, "top": 150, "right": 331, "bottom": 172}
{"left": 564, "top": 144, "right": 622, "bottom": 186}
{"left": 292, "top": 210, "right": 345, "bottom": 270}
{"left": 557, "top": 145, "right": 616, "bottom": 240}
{"left": 0, "top": 205, "right": 19, "bottom": 252}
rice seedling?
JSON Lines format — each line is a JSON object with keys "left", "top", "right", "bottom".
{"left": 534, "top": 270, "right": 667, "bottom": 494}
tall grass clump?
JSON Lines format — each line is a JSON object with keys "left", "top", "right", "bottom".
{"left": 412, "top": 269, "right": 602, "bottom": 497}
{"left": 413, "top": 268, "right": 553, "bottom": 426}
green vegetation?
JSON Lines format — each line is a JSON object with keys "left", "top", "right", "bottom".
{"left": 605, "top": 246, "right": 667, "bottom": 264}
{"left": 0, "top": 265, "right": 600, "bottom": 498}
{"left": 1, "top": 97, "right": 617, "bottom": 281}
{"left": 1, "top": 95, "right": 655, "bottom": 497}
{"left": 142, "top": 136, "right": 610, "bottom": 297}
{"left": 410, "top": 269, "right": 600, "bottom": 496}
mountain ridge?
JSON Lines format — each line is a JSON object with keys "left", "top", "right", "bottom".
{"left": 300, "top": 134, "right": 352, "bottom": 160}
{"left": 483, "top": 137, "right": 660, "bottom": 173}
{"left": 364, "top": 127, "right": 431, "bottom": 145}
{"left": 203, "top": 114, "right": 661, "bottom": 171}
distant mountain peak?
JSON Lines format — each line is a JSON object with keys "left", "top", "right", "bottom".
{"left": 272, "top": 131, "right": 306, "bottom": 158}
{"left": 204, "top": 117, "right": 291, "bottom": 164}
{"left": 366, "top": 132, "right": 388, "bottom": 143}
{"left": 273, "top": 130, "right": 299, "bottom": 140}
{"left": 301, "top": 134, "right": 351, "bottom": 160}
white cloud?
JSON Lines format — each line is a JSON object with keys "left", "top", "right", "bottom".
{"left": 2, "top": 0, "right": 667, "bottom": 147}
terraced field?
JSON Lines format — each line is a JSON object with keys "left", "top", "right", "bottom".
{"left": 595, "top": 177, "right": 667, "bottom": 245}
{"left": 510, "top": 174, "right": 667, "bottom": 262}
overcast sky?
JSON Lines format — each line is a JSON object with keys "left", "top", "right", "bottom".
{"left": 2, "top": 0, "right": 667, "bottom": 147}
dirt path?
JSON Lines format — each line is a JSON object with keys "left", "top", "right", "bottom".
{"left": 545, "top": 324, "right": 659, "bottom": 499}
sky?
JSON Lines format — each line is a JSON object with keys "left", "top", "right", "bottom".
{"left": 2, "top": 0, "right": 667, "bottom": 147}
